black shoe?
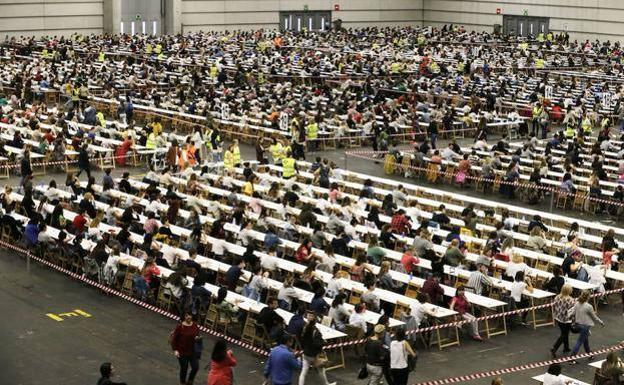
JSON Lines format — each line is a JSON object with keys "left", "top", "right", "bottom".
{"left": 550, "top": 349, "right": 556, "bottom": 358}
{"left": 562, "top": 348, "right": 571, "bottom": 354}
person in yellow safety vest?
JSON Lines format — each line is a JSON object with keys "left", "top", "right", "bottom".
{"left": 546, "top": 32, "right": 554, "bottom": 41}
{"left": 210, "top": 64, "right": 218, "bottom": 78}
{"left": 601, "top": 117, "right": 610, "bottom": 129}
{"left": 520, "top": 42, "right": 528, "bottom": 51}
{"left": 223, "top": 144, "right": 235, "bottom": 172}
{"left": 535, "top": 58, "right": 545, "bottom": 69}
{"left": 281, "top": 151, "right": 298, "bottom": 179}
{"left": 42, "top": 48, "right": 49, "bottom": 58}
{"left": 390, "top": 61, "right": 401, "bottom": 74}
{"left": 531, "top": 103, "right": 542, "bottom": 136}
{"left": 146, "top": 43, "right": 153, "bottom": 54}
{"left": 537, "top": 32, "right": 545, "bottom": 42}
{"left": 154, "top": 44, "right": 162, "bottom": 54}
{"left": 269, "top": 138, "right": 284, "bottom": 165}
{"left": 96, "top": 111, "right": 106, "bottom": 127}
{"left": 581, "top": 116, "right": 593, "bottom": 135}
{"left": 146, "top": 131, "right": 159, "bottom": 149}
{"left": 456, "top": 61, "right": 465, "bottom": 73}
{"left": 429, "top": 60, "right": 440, "bottom": 73}
{"left": 98, "top": 51, "right": 105, "bottom": 62}
{"left": 157, "top": 52, "right": 165, "bottom": 60}
{"left": 564, "top": 125, "right": 576, "bottom": 139}
{"left": 232, "top": 139, "right": 241, "bottom": 166}
{"left": 306, "top": 120, "right": 318, "bottom": 151}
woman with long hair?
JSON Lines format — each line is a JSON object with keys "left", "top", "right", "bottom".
{"left": 298, "top": 317, "right": 335, "bottom": 385}
{"left": 599, "top": 351, "right": 624, "bottom": 384}
{"left": 570, "top": 290, "right": 604, "bottom": 362}
{"left": 550, "top": 284, "right": 575, "bottom": 358}
{"left": 207, "top": 340, "right": 237, "bottom": 385}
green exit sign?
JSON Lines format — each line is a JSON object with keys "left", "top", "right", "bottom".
{"left": 304, "top": 4, "right": 309, "bottom": 10}
{"left": 523, "top": 9, "right": 528, "bottom": 16}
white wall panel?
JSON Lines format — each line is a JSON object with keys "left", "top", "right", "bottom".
{"left": 181, "top": 0, "right": 423, "bottom": 32}
{"left": 423, "top": 0, "right": 624, "bottom": 41}
{"left": 0, "top": 1, "right": 103, "bottom": 37}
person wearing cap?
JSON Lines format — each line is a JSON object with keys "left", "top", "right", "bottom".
{"left": 364, "top": 324, "right": 389, "bottom": 385}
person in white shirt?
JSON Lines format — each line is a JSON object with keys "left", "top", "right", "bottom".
{"left": 103, "top": 246, "right": 128, "bottom": 285}
{"left": 441, "top": 144, "right": 460, "bottom": 161}
{"left": 541, "top": 363, "right": 570, "bottom": 385}
{"left": 392, "top": 186, "right": 408, "bottom": 208}
{"left": 505, "top": 254, "right": 530, "bottom": 280}
{"left": 238, "top": 221, "right": 255, "bottom": 247}
{"left": 261, "top": 252, "right": 279, "bottom": 272}
{"left": 162, "top": 247, "right": 181, "bottom": 268}
{"left": 348, "top": 303, "right": 367, "bottom": 332}
{"left": 510, "top": 271, "right": 534, "bottom": 324}
{"left": 211, "top": 236, "right": 226, "bottom": 259}
{"left": 389, "top": 328, "right": 416, "bottom": 385}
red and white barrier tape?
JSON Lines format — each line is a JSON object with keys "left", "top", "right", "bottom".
{"left": 323, "top": 286, "right": 624, "bottom": 350}
{"left": 413, "top": 341, "right": 624, "bottom": 385}
{"left": 0, "top": 239, "right": 269, "bottom": 356}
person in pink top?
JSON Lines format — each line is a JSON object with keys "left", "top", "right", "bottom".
{"left": 207, "top": 340, "right": 237, "bottom": 385}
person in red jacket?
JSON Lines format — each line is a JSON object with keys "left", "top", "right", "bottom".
{"left": 207, "top": 340, "right": 237, "bottom": 385}
{"left": 171, "top": 312, "right": 201, "bottom": 385}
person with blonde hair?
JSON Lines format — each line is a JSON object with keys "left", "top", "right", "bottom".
{"left": 550, "top": 284, "right": 575, "bottom": 358}
{"left": 599, "top": 351, "right": 624, "bottom": 384}
{"left": 570, "top": 290, "right": 604, "bottom": 361}
{"left": 505, "top": 254, "right": 529, "bottom": 281}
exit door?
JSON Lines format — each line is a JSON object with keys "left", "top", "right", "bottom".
{"left": 121, "top": 0, "right": 163, "bottom": 35}
{"left": 281, "top": 11, "right": 331, "bottom": 32}
{"left": 503, "top": 15, "right": 549, "bottom": 37}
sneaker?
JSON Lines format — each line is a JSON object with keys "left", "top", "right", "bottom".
{"left": 326, "top": 382, "right": 337, "bottom": 385}
{"left": 472, "top": 335, "right": 483, "bottom": 342}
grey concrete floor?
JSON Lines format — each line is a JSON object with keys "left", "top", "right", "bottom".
{"left": 1, "top": 138, "right": 623, "bottom": 385}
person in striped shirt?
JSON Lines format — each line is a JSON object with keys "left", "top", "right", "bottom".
{"left": 466, "top": 263, "right": 493, "bottom": 296}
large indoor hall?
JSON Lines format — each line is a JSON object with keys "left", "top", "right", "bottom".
{"left": 2, "top": 1, "right": 624, "bottom": 385}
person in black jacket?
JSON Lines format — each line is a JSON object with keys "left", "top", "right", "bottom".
{"left": 19, "top": 148, "right": 32, "bottom": 188}
{"left": 76, "top": 143, "right": 91, "bottom": 180}
{"left": 97, "top": 362, "right": 127, "bottom": 385}
{"left": 297, "top": 317, "right": 336, "bottom": 385}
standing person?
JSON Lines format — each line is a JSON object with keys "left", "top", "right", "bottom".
{"left": 569, "top": 290, "right": 604, "bottom": 362}
{"left": 363, "top": 324, "right": 389, "bottom": 385}
{"left": 389, "top": 328, "right": 416, "bottom": 385}
{"left": 97, "top": 362, "right": 127, "bottom": 385}
{"left": 263, "top": 335, "right": 302, "bottom": 385}
{"left": 298, "top": 318, "right": 336, "bottom": 385}
{"left": 207, "top": 340, "right": 237, "bottom": 385}
{"left": 76, "top": 143, "right": 91, "bottom": 180}
{"left": 550, "top": 284, "right": 575, "bottom": 358}
{"left": 20, "top": 147, "right": 32, "bottom": 189}
{"left": 171, "top": 312, "right": 202, "bottom": 385}
{"left": 427, "top": 120, "right": 438, "bottom": 149}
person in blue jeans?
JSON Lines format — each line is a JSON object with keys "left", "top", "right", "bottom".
{"left": 569, "top": 290, "right": 604, "bottom": 362}
{"left": 264, "top": 335, "right": 301, "bottom": 385}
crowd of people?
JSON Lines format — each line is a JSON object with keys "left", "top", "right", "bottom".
{"left": 2, "top": 25, "right": 624, "bottom": 385}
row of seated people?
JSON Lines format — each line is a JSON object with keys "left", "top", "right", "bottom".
{"left": 3, "top": 158, "right": 620, "bottom": 347}
{"left": 386, "top": 130, "right": 624, "bottom": 215}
